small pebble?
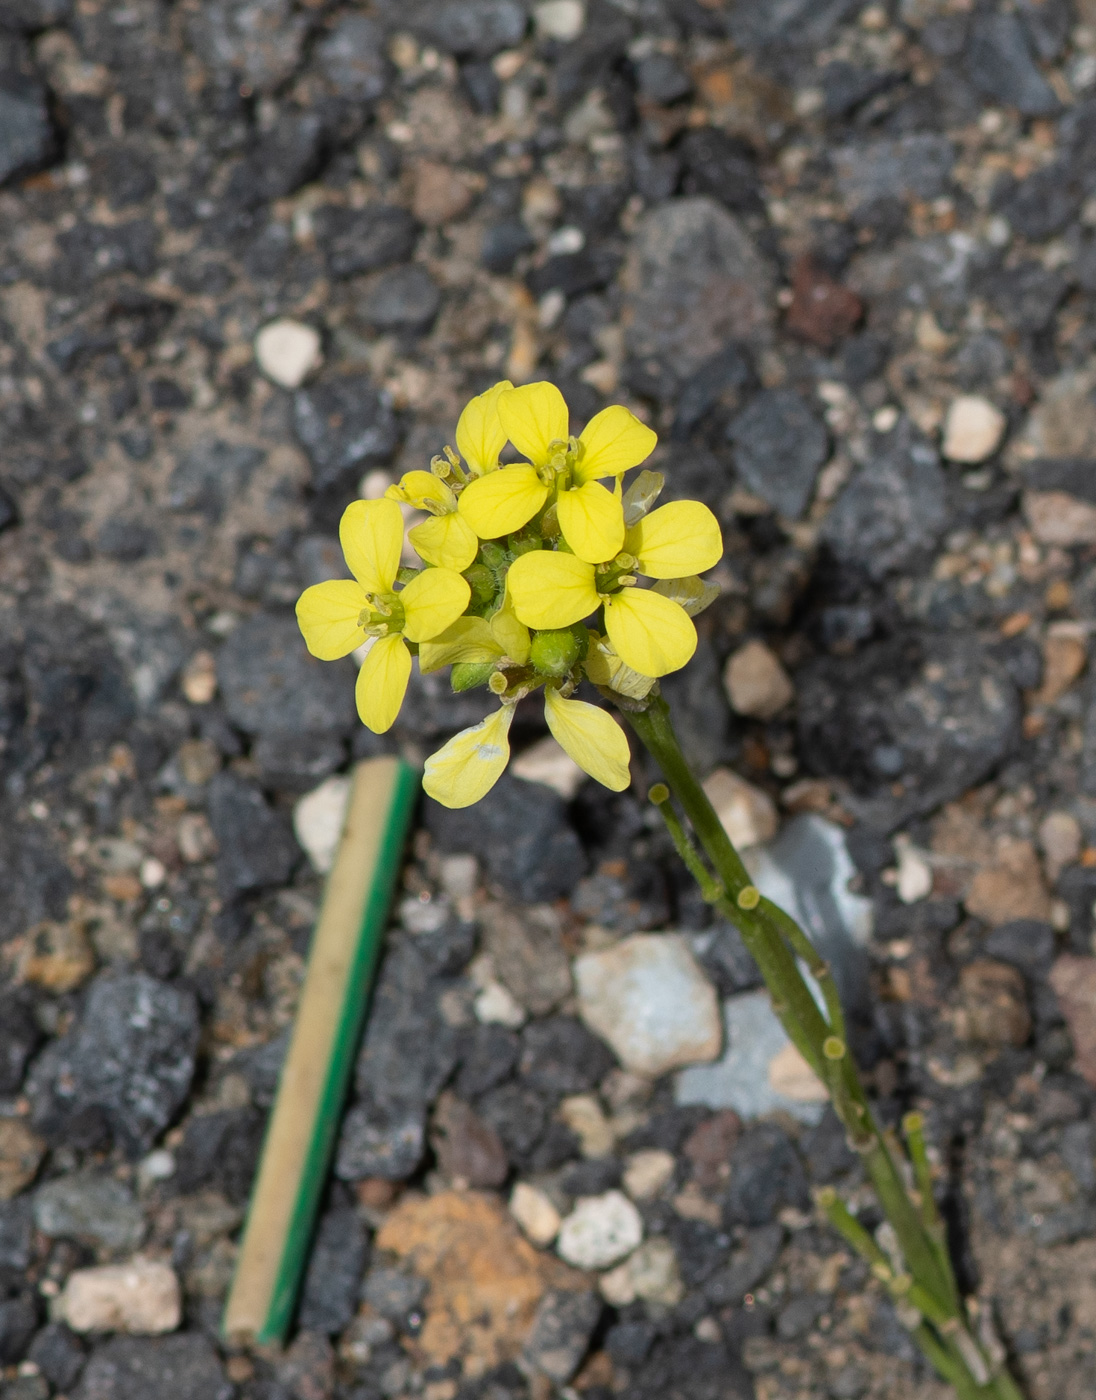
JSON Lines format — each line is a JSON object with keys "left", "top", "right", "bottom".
{"left": 724, "top": 640, "right": 795, "bottom": 720}
{"left": 510, "top": 1182, "right": 562, "bottom": 1246}
{"left": 598, "top": 1237, "right": 682, "bottom": 1307}
{"left": 622, "top": 1149, "right": 675, "bottom": 1202}
{"left": 254, "top": 318, "right": 323, "bottom": 389}
{"left": 534, "top": 0, "right": 585, "bottom": 40}
{"left": 703, "top": 768, "right": 778, "bottom": 850}
{"left": 511, "top": 735, "right": 585, "bottom": 799}
{"left": 942, "top": 395, "right": 1006, "bottom": 464}
{"left": 56, "top": 1258, "right": 181, "bottom": 1335}
{"left": 293, "top": 775, "right": 352, "bottom": 874}
{"left": 559, "top": 1094, "right": 615, "bottom": 1159}
{"left": 180, "top": 650, "right": 217, "bottom": 704}
{"left": 557, "top": 1190, "right": 643, "bottom": 1270}
{"left": 1040, "top": 811, "right": 1082, "bottom": 882}
{"left": 893, "top": 836, "right": 933, "bottom": 904}
{"left": 474, "top": 979, "right": 526, "bottom": 1028}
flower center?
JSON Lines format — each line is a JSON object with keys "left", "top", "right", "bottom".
{"left": 359, "top": 592, "right": 406, "bottom": 636}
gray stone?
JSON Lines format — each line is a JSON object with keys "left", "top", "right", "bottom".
{"left": 207, "top": 771, "right": 298, "bottom": 896}
{"left": 33, "top": 1173, "right": 144, "bottom": 1254}
{"left": 0, "top": 1200, "right": 31, "bottom": 1274}
{"left": 217, "top": 614, "right": 357, "bottom": 739}
{"left": 676, "top": 991, "right": 825, "bottom": 1126}
{"left": 726, "top": 1122, "right": 810, "bottom": 1227}
{"left": 28, "top": 1324, "right": 86, "bottom": 1393}
{"left": 523, "top": 1289, "right": 602, "bottom": 1383}
{"left": 1, "top": 0, "right": 72, "bottom": 27}
{"left": 623, "top": 198, "right": 773, "bottom": 390}
{"left": 0, "top": 989, "right": 41, "bottom": 1095}
{"left": 187, "top": 0, "right": 309, "bottom": 94}
{"left": 796, "top": 634, "right": 1021, "bottom": 832}
{"left": 298, "top": 1206, "right": 369, "bottom": 1335}
{"left": 406, "top": 0, "right": 528, "bottom": 58}
{"left": 165, "top": 440, "right": 265, "bottom": 519}
{"left": 832, "top": 135, "right": 954, "bottom": 209}
{"left": 477, "top": 902, "right": 571, "bottom": 1017}
{"left": 429, "top": 1092, "right": 509, "bottom": 1187}
{"left": 728, "top": 0, "right": 859, "bottom": 50}
{"left": 0, "top": 74, "right": 51, "bottom": 188}
{"left": 72, "top": 1335, "right": 233, "bottom": 1400}
{"left": 315, "top": 15, "right": 390, "bottom": 101}
{"left": 0, "top": 827, "right": 72, "bottom": 943}
{"left": 361, "top": 1266, "right": 426, "bottom": 1322}
{"left": 335, "top": 1103, "right": 425, "bottom": 1181}
{"left": 0, "top": 1297, "right": 37, "bottom": 1366}
{"left": 705, "top": 1223, "right": 784, "bottom": 1305}
{"left": 361, "top": 264, "right": 440, "bottom": 333}
{"left": 822, "top": 421, "right": 948, "bottom": 581}
{"left": 26, "top": 974, "right": 199, "bottom": 1156}
{"left": 727, "top": 390, "right": 829, "bottom": 519}
{"left": 293, "top": 374, "right": 401, "bottom": 491}
{"left": 967, "top": 13, "right": 1059, "bottom": 116}
{"left": 314, "top": 205, "right": 419, "bottom": 280}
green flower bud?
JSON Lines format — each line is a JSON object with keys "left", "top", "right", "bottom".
{"left": 462, "top": 563, "right": 496, "bottom": 610}
{"left": 530, "top": 627, "right": 582, "bottom": 677}
{"left": 451, "top": 661, "right": 495, "bottom": 693}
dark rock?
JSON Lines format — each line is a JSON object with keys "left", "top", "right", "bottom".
{"left": 777, "top": 1294, "right": 827, "bottom": 1340}
{"left": 293, "top": 374, "right": 401, "bottom": 492}
{"left": 430, "top": 1092, "right": 509, "bottom": 1187}
{"left": 1034, "top": 1203, "right": 1096, "bottom": 1246}
{"left": 0, "top": 988, "right": 42, "bottom": 1095}
{"left": 71, "top": 1335, "right": 233, "bottom": 1400}
{"left": 623, "top": 197, "right": 773, "bottom": 393}
{"left": 785, "top": 256, "right": 863, "bottom": 351}
{"left": 821, "top": 61, "right": 898, "bottom": 119}
{"left": 678, "top": 129, "right": 762, "bottom": 215}
{"left": 315, "top": 15, "right": 390, "bottom": 101}
{"left": 635, "top": 54, "right": 692, "bottom": 105}
{"left": 456, "top": 1024, "right": 520, "bottom": 1098}
{"left": 477, "top": 1083, "right": 549, "bottom": 1165}
{"left": 361, "top": 264, "right": 441, "bottom": 333}
{"left": 227, "top": 112, "right": 328, "bottom": 208}
{"left": 0, "top": 70, "right": 53, "bottom": 188}
{"left": 994, "top": 162, "right": 1081, "bottom": 242}
{"left": 335, "top": 1102, "right": 426, "bottom": 1181}
{"left": 822, "top": 421, "right": 947, "bottom": 580}
{"left": 166, "top": 440, "right": 265, "bottom": 518}
{"left": 252, "top": 732, "right": 345, "bottom": 792}
{"left": 658, "top": 636, "right": 732, "bottom": 774}
{"left": 275, "top": 1331, "right": 335, "bottom": 1400}
{"left": 682, "top": 1110, "right": 742, "bottom": 1191}
{"left": 802, "top": 1108, "right": 858, "bottom": 1183}
{"left": 28, "top": 1324, "right": 86, "bottom": 1393}
{"left": 983, "top": 921, "right": 1056, "bottom": 978}
{"left": 670, "top": 346, "right": 756, "bottom": 442}
{"left": 523, "top": 1289, "right": 602, "bottom": 1383}
{"left": 187, "top": 0, "right": 309, "bottom": 94}
{"left": 207, "top": 771, "right": 298, "bottom": 896}
{"left": 966, "top": 13, "right": 1059, "bottom": 116}
{"left": 1020, "top": 0, "right": 1072, "bottom": 61}
{"left": 669, "top": 1217, "right": 734, "bottom": 1287}
{"left": 1, "top": 0, "right": 72, "bottom": 28}
{"left": 33, "top": 1172, "right": 144, "bottom": 1253}
{"left": 724, "top": 1123, "right": 809, "bottom": 1227}
{"left": 173, "top": 1107, "right": 266, "bottom": 1203}
{"left": 0, "top": 1296, "right": 38, "bottom": 1364}
{"left": 694, "top": 925, "right": 763, "bottom": 998}
{"left": 0, "top": 1200, "right": 32, "bottom": 1276}
{"left": 797, "top": 634, "right": 1021, "bottom": 832}
{"left": 527, "top": 248, "right": 621, "bottom": 299}
{"left": 229, "top": 1030, "right": 289, "bottom": 1107}
{"left": 619, "top": 1333, "right": 754, "bottom": 1400}
{"left": 985, "top": 260, "right": 1068, "bottom": 335}
{"left": 728, "top": 0, "right": 859, "bottom": 51}
{"left": 1060, "top": 1120, "right": 1096, "bottom": 1194}
{"left": 26, "top": 973, "right": 200, "bottom": 1156}
{"left": 631, "top": 142, "right": 681, "bottom": 204}
{"left": 520, "top": 1016, "right": 615, "bottom": 1096}
{"left": 0, "top": 485, "right": 17, "bottom": 533}
{"left": 299, "top": 1205, "right": 369, "bottom": 1335}
{"left": 217, "top": 614, "right": 358, "bottom": 739}
{"left": 481, "top": 220, "right": 535, "bottom": 274}
{"left": 727, "top": 389, "right": 829, "bottom": 519}
{"left": 559, "top": 1157, "right": 621, "bottom": 1196}
{"left": 606, "top": 1319, "right": 656, "bottom": 1368}
{"left": 315, "top": 205, "right": 420, "bottom": 280}
{"left": 361, "top": 1266, "right": 427, "bottom": 1323}
{"left": 410, "top": 0, "right": 528, "bottom": 58}
{"left": 95, "top": 518, "right": 159, "bottom": 562}
{"left": 53, "top": 221, "right": 158, "bottom": 289}
{"left": 832, "top": 135, "right": 954, "bottom": 209}
{"left": 424, "top": 773, "right": 586, "bottom": 903}
{"left": 704, "top": 1222, "right": 784, "bottom": 1305}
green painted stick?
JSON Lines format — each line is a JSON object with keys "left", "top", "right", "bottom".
{"left": 223, "top": 755, "right": 418, "bottom": 1345}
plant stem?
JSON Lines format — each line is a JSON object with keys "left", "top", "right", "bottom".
{"left": 625, "top": 694, "right": 1026, "bottom": 1400}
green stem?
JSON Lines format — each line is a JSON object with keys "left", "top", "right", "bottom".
{"left": 624, "top": 694, "right": 1026, "bottom": 1400}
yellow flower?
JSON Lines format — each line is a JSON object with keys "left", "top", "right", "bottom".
{"left": 296, "top": 498, "right": 470, "bottom": 732}
{"left": 455, "top": 379, "right": 513, "bottom": 476}
{"left": 423, "top": 686, "right": 631, "bottom": 808}
{"left": 385, "top": 469, "right": 479, "bottom": 572}
{"left": 506, "top": 499, "right": 723, "bottom": 678}
{"left": 457, "top": 382, "right": 658, "bottom": 563}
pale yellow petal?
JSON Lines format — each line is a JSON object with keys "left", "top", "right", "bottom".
{"left": 340, "top": 497, "right": 404, "bottom": 594}
{"left": 490, "top": 592, "right": 531, "bottom": 663}
{"left": 507, "top": 550, "right": 601, "bottom": 629}
{"left": 418, "top": 617, "right": 504, "bottom": 673}
{"left": 584, "top": 635, "right": 656, "bottom": 700}
{"left": 544, "top": 688, "right": 631, "bottom": 792}
{"left": 386, "top": 470, "right": 456, "bottom": 513}
{"left": 456, "top": 380, "right": 513, "bottom": 474}
{"left": 574, "top": 404, "right": 658, "bottom": 483}
{"left": 423, "top": 705, "right": 515, "bottom": 808}
{"left": 295, "top": 580, "right": 368, "bottom": 660}
{"left": 355, "top": 634, "right": 411, "bottom": 733}
{"left": 400, "top": 568, "right": 471, "bottom": 643}
{"left": 498, "top": 381, "right": 570, "bottom": 466}
{"left": 625, "top": 500, "right": 723, "bottom": 579}
{"left": 458, "top": 465, "right": 548, "bottom": 538}
{"left": 556, "top": 480, "right": 626, "bottom": 563}
{"left": 408, "top": 511, "right": 479, "bottom": 571}
{"left": 651, "top": 575, "right": 721, "bottom": 617}
{"left": 603, "top": 588, "right": 697, "bottom": 677}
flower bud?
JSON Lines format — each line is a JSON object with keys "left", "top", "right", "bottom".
{"left": 530, "top": 625, "right": 586, "bottom": 677}
{"left": 451, "top": 661, "right": 495, "bottom": 693}
{"left": 462, "top": 562, "right": 496, "bottom": 610}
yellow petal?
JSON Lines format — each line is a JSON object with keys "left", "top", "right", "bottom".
{"left": 507, "top": 550, "right": 600, "bottom": 629}
{"left": 604, "top": 588, "right": 697, "bottom": 677}
{"left": 423, "top": 705, "right": 515, "bottom": 808}
{"left": 490, "top": 591, "right": 531, "bottom": 663}
{"left": 456, "top": 380, "right": 513, "bottom": 475}
{"left": 458, "top": 465, "right": 548, "bottom": 539}
{"left": 295, "top": 580, "right": 368, "bottom": 660}
{"left": 584, "top": 635, "right": 656, "bottom": 700}
{"left": 625, "top": 500, "right": 723, "bottom": 579}
{"left": 386, "top": 470, "right": 456, "bottom": 513}
{"left": 418, "top": 617, "right": 504, "bottom": 673}
{"left": 498, "top": 382, "right": 569, "bottom": 466}
{"left": 651, "top": 575, "right": 721, "bottom": 617}
{"left": 340, "top": 498, "right": 404, "bottom": 594}
{"left": 544, "top": 688, "right": 631, "bottom": 792}
{"left": 556, "top": 480, "right": 626, "bottom": 563}
{"left": 355, "top": 633, "right": 411, "bottom": 733}
{"left": 400, "top": 568, "right": 471, "bottom": 643}
{"left": 409, "top": 511, "right": 479, "bottom": 571}
{"left": 575, "top": 404, "right": 658, "bottom": 483}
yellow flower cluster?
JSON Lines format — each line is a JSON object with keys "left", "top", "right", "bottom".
{"left": 296, "top": 381, "right": 723, "bottom": 808}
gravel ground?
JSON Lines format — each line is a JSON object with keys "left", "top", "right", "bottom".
{"left": 4, "top": 1, "right": 1096, "bottom": 1398}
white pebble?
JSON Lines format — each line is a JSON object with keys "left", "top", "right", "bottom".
{"left": 474, "top": 979, "right": 526, "bottom": 1028}
{"left": 942, "top": 395, "right": 1006, "bottom": 464}
{"left": 56, "top": 1258, "right": 181, "bottom": 1335}
{"left": 557, "top": 1190, "right": 643, "bottom": 1271}
{"left": 509, "top": 1182, "right": 561, "bottom": 1246}
{"left": 622, "top": 1149, "right": 675, "bottom": 1202}
{"left": 534, "top": 0, "right": 586, "bottom": 40}
{"left": 894, "top": 836, "right": 933, "bottom": 904}
{"left": 598, "top": 1237, "right": 683, "bottom": 1307}
{"left": 723, "top": 640, "right": 794, "bottom": 720}
{"left": 293, "top": 775, "right": 351, "bottom": 874}
{"left": 702, "top": 768, "right": 778, "bottom": 850}
{"left": 511, "top": 734, "right": 586, "bottom": 799}
{"left": 254, "top": 318, "right": 322, "bottom": 389}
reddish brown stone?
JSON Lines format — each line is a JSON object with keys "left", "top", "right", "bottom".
{"left": 956, "top": 960, "right": 1031, "bottom": 1047}
{"left": 682, "top": 1109, "right": 742, "bottom": 1190}
{"left": 430, "top": 1091, "right": 509, "bottom": 1188}
{"left": 785, "top": 255, "right": 863, "bottom": 349}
